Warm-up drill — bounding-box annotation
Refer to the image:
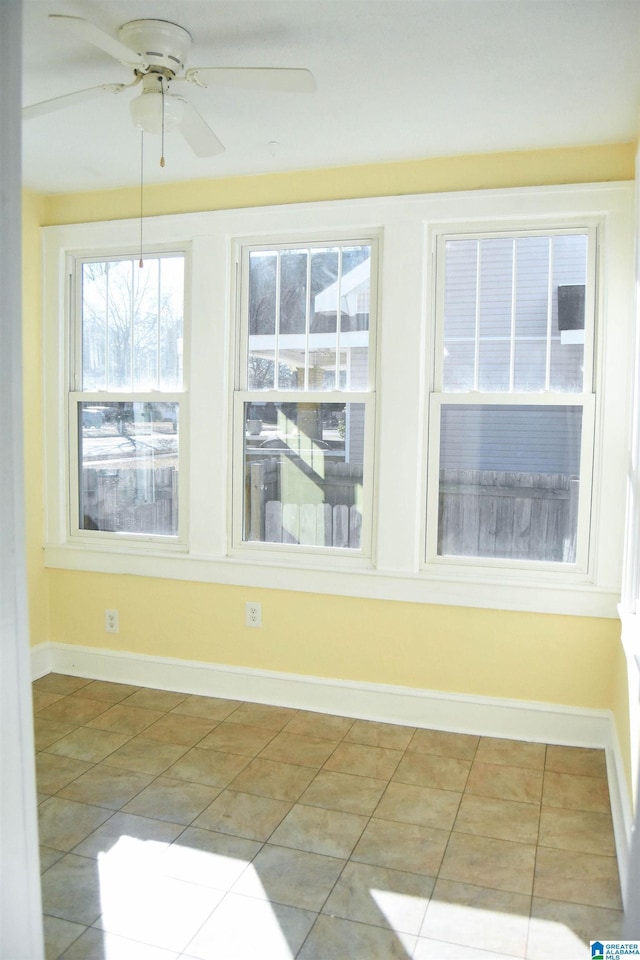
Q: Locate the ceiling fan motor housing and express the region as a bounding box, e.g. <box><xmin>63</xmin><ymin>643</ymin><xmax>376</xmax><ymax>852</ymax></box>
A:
<box><xmin>118</xmin><ymin>20</ymin><xmax>192</xmax><ymax>75</ymax></box>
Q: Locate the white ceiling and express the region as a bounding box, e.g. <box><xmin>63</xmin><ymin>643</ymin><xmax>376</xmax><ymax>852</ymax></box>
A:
<box><xmin>22</xmin><ymin>0</ymin><xmax>640</xmax><ymax>195</ymax></box>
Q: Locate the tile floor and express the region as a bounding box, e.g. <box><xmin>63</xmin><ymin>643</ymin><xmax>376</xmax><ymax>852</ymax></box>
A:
<box><xmin>33</xmin><ymin>673</ymin><xmax>624</xmax><ymax>959</ymax></box>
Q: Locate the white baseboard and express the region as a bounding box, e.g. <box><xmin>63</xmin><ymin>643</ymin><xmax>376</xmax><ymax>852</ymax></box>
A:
<box><xmin>32</xmin><ymin>640</ymin><xmax>633</xmax><ymax>904</ymax></box>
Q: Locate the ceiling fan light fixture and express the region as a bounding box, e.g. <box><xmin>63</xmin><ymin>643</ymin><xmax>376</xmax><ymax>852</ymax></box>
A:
<box><xmin>129</xmin><ymin>89</ymin><xmax>184</xmax><ymax>134</ymax></box>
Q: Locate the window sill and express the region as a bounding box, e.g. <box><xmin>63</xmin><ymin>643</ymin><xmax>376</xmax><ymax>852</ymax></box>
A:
<box><xmin>44</xmin><ymin>542</ymin><xmax>620</xmax><ymax>619</ymax></box>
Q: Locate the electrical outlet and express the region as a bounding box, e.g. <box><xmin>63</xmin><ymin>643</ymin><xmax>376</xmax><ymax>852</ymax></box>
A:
<box><xmin>245</xmin><ymin>601</ymin><xmax>262</xmax><ymax>627</ymax></box>
<box><xmin>105</xmin><ymin>609</ymin><xmax>119</xmax><ymax>633</ymax></box>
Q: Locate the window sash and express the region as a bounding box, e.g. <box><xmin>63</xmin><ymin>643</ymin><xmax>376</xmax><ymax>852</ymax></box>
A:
<box><xmin>433</xmin><ymin>226</ymin><xmax>597</xmax><ymax>395</ymax></box>
<box><xmin>232</xmin><ymin>391</ymin><xmax>375</xmax><ymax>556</ymax></box>
<box><xmin>425</xmin><ymin>392</ymin><xmax>596</xmax><ymax>572</ymax></box>
<box><xmin>68</xmin><ymin>391</ymin><xmax>187</xmax><ymax>544</ymax></box>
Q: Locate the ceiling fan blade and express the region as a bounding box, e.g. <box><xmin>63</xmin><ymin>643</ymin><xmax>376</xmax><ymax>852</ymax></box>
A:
<box><xmin>184</xmin><ymin>67</ymin><xmax>316</xmax><ymax>93</ymax></box>
<box><xmin>48</xmin><ymin>14</ymin><xmax>145</xmax><ymax>66</ymax></box>
<box><xmin>178</xmin><ymin>98</ymin><xmax>225</xmax><ymax>157</ymax></box>
<box><xmin>23</xmin><ymin>83</ymin><xmax>127</xmax><ymax>121</ymax></box>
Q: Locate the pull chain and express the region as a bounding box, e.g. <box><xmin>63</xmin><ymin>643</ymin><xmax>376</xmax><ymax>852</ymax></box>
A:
<box><xmin>160</xmin><ymin>78</ymin><xmax>166</xmax><ymax>168</ymax></box>
<box><xmin>139</xmin><ymin>129</ymin><xmax>144</xmax><ymax>268</ymax></box>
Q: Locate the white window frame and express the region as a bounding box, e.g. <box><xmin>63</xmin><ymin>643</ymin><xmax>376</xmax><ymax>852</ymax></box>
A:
<box><xmin>41</xmin><ymin>183</ymin><xmax>633</xmax><ymax>619</ymax></box>
<box><xmin>67</xmin><ymin>249</ymin><xmax>189</xmax><ymax>547</ymax></box>
<box><xmin>230</xmin><ymin>235</ymin><xmax>378</xmax><ymax>559</ymax></box>
<box><xmin>425</xmin><ymin>222</ymin><xmax>598</xmax><ymax>576</ymax></box>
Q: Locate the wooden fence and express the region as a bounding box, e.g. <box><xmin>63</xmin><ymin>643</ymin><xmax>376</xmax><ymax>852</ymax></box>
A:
<box><xmin>247</xmin><ymin>458</ymin><xmax>363</xmax><ymax>547</ymax></box>
<box><xmin>81</xmin><ymin>466</ymin><xmax>178</xmax><ymax>535</ymax></box>
<box><xmin>438</xmin><ymin>469</ymin><xmax>579</xmax><ymax>562</ymax></box>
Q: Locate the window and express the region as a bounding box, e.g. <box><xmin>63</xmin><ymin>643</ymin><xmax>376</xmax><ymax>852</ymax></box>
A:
<box><xmin>428</xmin><ymin>229</ymin><xmax>596</xmax><ymax>568</ymax></box>
<box><xmin>233</xmin><ymin>241</ymin><xmax>376</xmax><ymax>553</ymax></box>
<box><xmin>70</xmin><ymin>254</ymin><xmax>185</xmax><ymax>540</ymax></box>
<box><xmin>43</xmin><ymin>185</ymin><xmax>631</xmax><ymax>617</ymax></box>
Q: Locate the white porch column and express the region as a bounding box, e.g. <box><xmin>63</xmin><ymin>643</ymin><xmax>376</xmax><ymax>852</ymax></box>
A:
<box><xmin>0</xmin><ymin>0</ymin><xmax>45</xmax><ymax>955</ymax></box>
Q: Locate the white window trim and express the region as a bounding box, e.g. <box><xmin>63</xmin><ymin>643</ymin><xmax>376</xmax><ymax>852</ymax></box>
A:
<box><xmin>42</xmin><ymin>182</ymin><xmax>634</xmax><ymax>618</ymax></box>
<box><xmin>230</xmin><ymin>234</ymin><xmax>378</xmax><ymax>559</ymax></box>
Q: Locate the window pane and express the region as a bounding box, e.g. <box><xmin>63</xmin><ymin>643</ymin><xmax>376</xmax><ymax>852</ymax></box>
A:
<box><xmin>437</xmin><ymin>404</ymin><xmax>582</xmax><ymax>562</ymax></box>
<box><xmin>243</xmin><ymin>401</ymin><xmax>365</xmax><ymax>548</ymax></box>
<box><xmin>79</xmin><ymin>401</ymin><xmax>178</xmax><ymax>536</ymax></box>
<box><xmin>442</xmin><ymin>234</ymin><xmax>588</xmax><ymax>393</ymax></box>
<box><xmin>247</xmin><ymin>243</ymin><xmax>371</xmax><ymax>391</ymax></box>
<box><xmin>81</xmin><ymin>256</ymin><xmax>184</xmax><ymax>392</ymax></box>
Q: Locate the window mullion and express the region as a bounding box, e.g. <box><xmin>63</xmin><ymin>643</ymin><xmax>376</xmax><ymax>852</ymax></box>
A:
<box><xmin>509</xmin><ymin>238</ymin><xmax>517</xmax><ymax>392</ymax></box>
<box><xmin>474</xmin><ymin>240</ymin><xmax>481</xmax><ymax>391</ymax></box>
<box><xmin>545</xmin><ymin>236</ymin><xmax>554</xmax><ymax>390</ymax></box>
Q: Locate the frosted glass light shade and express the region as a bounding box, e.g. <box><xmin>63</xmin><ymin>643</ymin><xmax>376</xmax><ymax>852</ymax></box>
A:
<box><xmin>129</xmin><ymin>91</ymin><xmax>184</xmax><ymax>134</ymax></box>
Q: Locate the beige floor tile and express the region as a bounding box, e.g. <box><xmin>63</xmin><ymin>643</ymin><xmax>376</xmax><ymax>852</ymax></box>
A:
<box><xmin>170</xmin><ymin>694</ymin><xmax>243</xmax><ymax>721</ymax></box>
<box><xmin>345</xmin><ymin>718</ymin><xmax>416</xmax><ymax>750</ymax></box>
<box><xmin>86</xmin><ymin>704</ymin><xmax>165</xmax><ymax>736</ymax></box>
<box><xmin>538</xmin><ymin>805</ymin><xmax>615</xmax><ymax>856</ymax></box>
<box><xmin>226</xmin><ymin>701</ymin><xmax>298</xmax><ymax>730</ymax></box>
<box><xmin>415</xmin><ymin>936</ymin><xmax>523</xmax><ymax>959</ymax></box>
<box><xmin>259</xmin><ymin>731</ymin><xmax>339</xmax><ymax>767</ymax></box>
<box><xmin>282</xmin><ymin>709</ymin><xmax>355</xmax><ymax>740</ymax></box>
<box><xmin>323</xmin><ymin>740</ymin><xmax>403</xmax><ymax>779</ymax></box>
<box><xmin>352</xmin><ymin>817</ymin><xmax>449</xmax><ymax>876</ymax></box>
<box><xmin>184</xmin><ymin>892</ymin><xmax>315</xmax><ymax>960</ymax></box>
<box><xmin>95</xmin><ymin>872</ymin><xmax>224</xmax><ymax>954</ymax></box>
<box><xmin>299</xmin><ymin>769</ymin><xmax>387</xmax><ymax>816</ymax></box>
<box><xmin>297</xmin><ymin>913</ymin><xmax>417</xmax><ymax>960</ymax></box>
<box><xmin>121</xmin><ymin>776</ymin><xmax>220</xmax><ymax>825</ymax></box>
<box><xmin>439</xmin><ymin>833</ymin><xmax>536</xmax><ymax>896</ymax></box>
<box><xmin>542</xmin><ymin>770</ymin><xmax>611</xmax><ymax>813</ymax></box>
<box><xmin>165</xmin><ymin>746</ymin><xmax>249</xmax><ymax>787</ymax></box>
<box><xmin>533</xmin><ymin>847</ymin><xmax>623</xmax><ymax>909</ymax></box>
<box><xmin>45</xmin><ymin>726</ymin><xmax>131</xmax><ymax>764</ymax></box>
<box><xmin>229</xmin><ymin>756</ymin><xmax>317</xmax><ymax>800</ymax></box>
<box><xmin>32</xmin><ymin>690</ymin><xmax>65</xmax><ymax>713</ymax></box>
<box><xmin>527</xmin><ymin>896</ymin><xmax>624</xmax><ymax>960</ymax></box>
<box><xmin>162</xmin><ymin>826</ymin><xmax>261</xmax><ymax>890</ymax></box>
<box><xmin>135</xmin><ymin>712</ymin><xmax>217</xmax><ymax>747</ymax></box>
<box><xmin>270</xmin><ymin>802</ymin><xmax>368</xmax><ymax>858</ymax></box>
<box><xmin>58</xmin><ymin>927</ymin><xmax>180</xmax><ymax>959</ymax></box>
<box><xmin>232</xmin><ymin>843</ymin><xmax>345</xmax><ymax>911</ymax></box>
<box><xmin>40</xmin><ymin>853</ymin><xmax>102</xmax><ymax>925</ymax></box>
<box><xmin>34</xmin><ymin>717</ymin><xmax>78</xmax><ymax>751</ymax></box>
<box><xmin>43</xmin><ymin>915</ymin><xmax>86</xmax><ymax>960</ymax></box>
<box><xmin>79</xmin><ymin>680</ymin><xmax>141</xmax><ymax>704</ymax></box>
<box><xmin>545</xmin><ymin>744</ymin><xmax>607</xmax><ymax>778</ymax></box>
<box><xmin>38</xmin><ymin>797</ymin><xmax>113</xmax><ymax>852</ymax></box>
<box><xmin>465</xmin><ymin>761</ymin><xmax>543</xmax><ymax>804</ymax></box>
<box><xmin>454</xmin><ymin>794</ymin><xmax>541</xmax><ymax>844</ymax></box>
<box><xmin>475</xmin><ymin>737</ymin><xmax>546</xmax><ymax>770</ymax></box>
<box><xmin>322</xmin><ymin>860</ymin><xmax>434</xmax><ymax>933</ymax></box>
<box><xmin>192</xmin><ymin>788</ymin><xmax>291</xmax><ymax>841</ymax></box>
<box><xmin>120</xmin><ymin>688</ymin><xmax>187</xmax><ymax>711</ymax></box>
<box><xmin>197</xmin><ymin>720</ymin><xmax>277</xmax><ymax>756</ymax></box>
<box><xmin>393</xmin><ymin>751</ymin><xmax>471</xmax><ymax>791</ymax></box>
<box><xmin>72</xmin><ymin>811</ymin><xmax>183</xmax><ymax>860</ymax></box>
<box><xmin>34</xmin><ymin>674</ymin><xmax>92</xmax><ymax>696</ymax></box>
<box><xmin>40</xmin><ymin>845</ymin><xmax>65</xmax><ymax>874</ymax></box>
<box><xmin>408</xmin><ymin>728</ymin><xmax>479</xmax><ymax>760</ymax></box>
<box><xmin>36</xmin><ymin>753</ymin><xmax>93</xmax><ymax>794</ymax></box>
<box><xmin>57</xmin><ymin>765</ymin><xmax>155</xmax><ymax>810</ymax></box>
<box><xmin>421</xmin><ymin>878</ymin><xmax>530</xmax><ymax>957</ymax></box>
<box><xmin>374</xmin><ymin>781</ymin><xmax>461</xmax><ymax>831</ymax></box>
<box><xmin>100</xmin><ymin>736</ymin><xmax>189</xmax><ymax>775</ymax></box>
<box><xmin>36</xmin><ymin>696</ymin><xmax>110</xmax><ymax>726</ymax></box>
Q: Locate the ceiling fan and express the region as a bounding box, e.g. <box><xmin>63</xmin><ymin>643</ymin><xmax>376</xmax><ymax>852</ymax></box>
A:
<box><xmin>23</xmin><ymin>15</ymin><xmax>317</xmax><ymax>157</ymax></box>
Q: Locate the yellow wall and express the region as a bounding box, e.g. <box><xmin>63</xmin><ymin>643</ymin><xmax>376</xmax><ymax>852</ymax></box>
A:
<box><xmin>22</xmin><ymin>189</ymin><xmax>49</xmax><ymax>651</ymax></box>
<box><xmin>25</xmin><ymin>143</ymin><xmax>636</xmax><ymax>790</ymax></box>
<box><xmin>47</xmin><ymin>569</ymin><xmax>620</xmax><ymax>711</ymax></box>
